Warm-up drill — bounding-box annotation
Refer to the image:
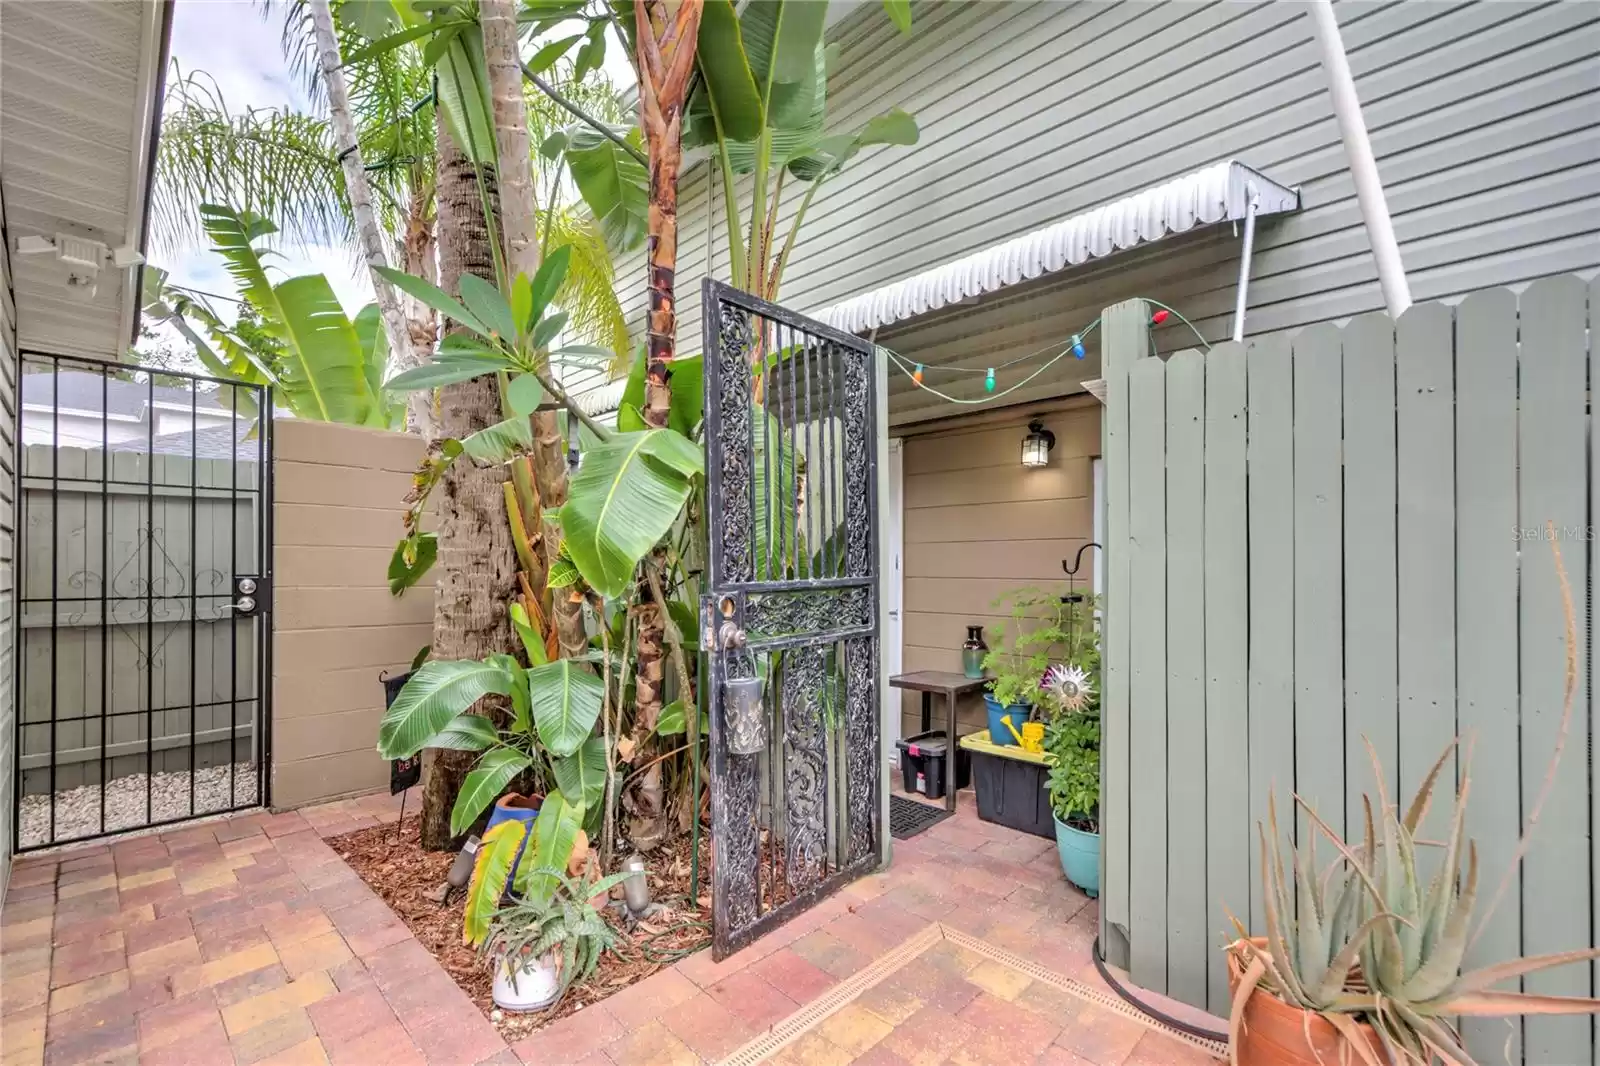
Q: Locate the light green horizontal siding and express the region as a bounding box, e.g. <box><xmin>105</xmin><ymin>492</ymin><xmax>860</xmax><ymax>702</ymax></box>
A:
<box><xmin>614</xmin><ymin>0</ymin><xmax>1600</xmax><ymax>428</ymax></box>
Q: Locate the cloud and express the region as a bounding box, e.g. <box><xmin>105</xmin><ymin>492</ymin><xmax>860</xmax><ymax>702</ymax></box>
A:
<box><xmin>163</xmin><ymin>1</ymin><xmax>372</xmax><ymax>317</ymax></box>
<box><xmin>170</xmin><ymin>1</ymin><xmax>315</xmax><ymax>114</ymax></box>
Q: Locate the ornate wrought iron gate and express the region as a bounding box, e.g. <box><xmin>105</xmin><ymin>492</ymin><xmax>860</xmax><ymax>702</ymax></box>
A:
<box><xmin>13</xmin><ymin>353</ymin><xmax>272</xmax><ymax>851</ymax></box>
<box><xmin>701</xmin><ymin>281</ymin><xmax>881</xmax><ymax>958</ymax></box>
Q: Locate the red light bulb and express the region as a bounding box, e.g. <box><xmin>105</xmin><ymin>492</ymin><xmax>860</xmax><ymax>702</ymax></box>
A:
<box><xmin>1150</xmin><ymin>309</ymin><xmax>1170</xmax><ymax>325</ymax></box>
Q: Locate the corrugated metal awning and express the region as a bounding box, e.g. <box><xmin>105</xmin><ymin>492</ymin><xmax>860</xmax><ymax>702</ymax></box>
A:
<box><xmin>816</xmin><ymin>160</ymin><xmax>1298</xmax><ymax>335</ymax></box>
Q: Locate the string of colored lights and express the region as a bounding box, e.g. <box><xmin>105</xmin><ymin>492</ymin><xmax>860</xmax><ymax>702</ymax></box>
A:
<box><xmin>884</xmin><ymin>299</ymin><xmax>1212</xmax><ymax>406</ymax></box>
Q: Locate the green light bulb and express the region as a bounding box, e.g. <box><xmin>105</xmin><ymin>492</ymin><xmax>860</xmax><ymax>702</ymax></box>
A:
<box><xmin>984</xmin><ymin>368</ymin><xmax>995</xmax><ymax>392</ymax></box>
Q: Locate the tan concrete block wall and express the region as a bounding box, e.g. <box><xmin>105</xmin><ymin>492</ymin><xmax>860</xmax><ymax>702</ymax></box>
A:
<box><xmin>271</xmin><ymin>420</ymin><xmax>431</xmax><ymax>809</ymax></box>
<box><xmin>897</xmin><ymin>399</ymin><xmax>1100</xmax><ymax>741</ymax></box>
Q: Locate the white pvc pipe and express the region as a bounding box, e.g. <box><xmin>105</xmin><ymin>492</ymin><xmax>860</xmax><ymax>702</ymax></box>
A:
<box><xmin>1306</xmin><ymin>0</ymin><xmax>1412</xmax><ymax>317</ymax></box>
<box><xmin>1231</xmin><ymin>191</ymin><xmax>1260</xmax><ymax>343</ymax></box>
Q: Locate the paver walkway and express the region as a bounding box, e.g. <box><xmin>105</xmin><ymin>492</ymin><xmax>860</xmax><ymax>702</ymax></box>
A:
<box><xmin>0</xmin><ymin>790</ymin><xmax>1222</xmax><ymax>1065</ymax></box>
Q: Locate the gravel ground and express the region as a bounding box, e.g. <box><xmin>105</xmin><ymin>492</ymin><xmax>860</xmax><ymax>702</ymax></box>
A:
<box><xmin>18</xmin><ymin>762</ymin><xmax>259</xmax><ymax>849</ymax></box>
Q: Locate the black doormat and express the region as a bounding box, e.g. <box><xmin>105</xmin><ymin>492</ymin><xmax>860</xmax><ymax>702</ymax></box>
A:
<box><xmin>890</xmin><ymin>794</ymin><xmax>952</xmax><ymax>840</ymax></box>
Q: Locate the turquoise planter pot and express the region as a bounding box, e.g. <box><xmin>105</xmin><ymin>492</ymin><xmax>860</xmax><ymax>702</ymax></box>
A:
<box><xmin>1053</xmin><ymin>814</ymin><xmax>1100</xmax><ymax>898</ymax></box>
<box><xmin>982</xmin><ymin>693</ymin><xmax>1030</xmax><ymax>746</ymax></box>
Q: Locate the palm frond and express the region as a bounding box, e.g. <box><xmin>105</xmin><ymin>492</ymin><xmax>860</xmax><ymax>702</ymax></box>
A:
<box><xmin>544</xmin><ymin>206</ymin><xmax>630</xmax><ymax>361</ymax></box>
<box><xmin>154</xmin><ymin>69</ymin><xmax>350</xmax><ymax>256</ymax></box>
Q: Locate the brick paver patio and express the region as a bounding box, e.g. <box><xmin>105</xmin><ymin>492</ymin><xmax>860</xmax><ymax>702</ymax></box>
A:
<box><xmin>0</xmin><ymin>790</ymin><xmax>1222</xmax><ymax>1065</ymax></box>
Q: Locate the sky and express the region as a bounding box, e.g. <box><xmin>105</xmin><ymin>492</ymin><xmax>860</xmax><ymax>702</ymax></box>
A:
<box><xmin>158</xmin><ymin>0</ymin><xmax>636</xmax><ymax>323</ymax></box>
<box><xmin>162</xmin><ymin>2</ymin><xmax>373</xmax><ymax>319</ymax></box>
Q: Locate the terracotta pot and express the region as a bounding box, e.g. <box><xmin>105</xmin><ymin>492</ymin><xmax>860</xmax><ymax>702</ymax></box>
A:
<box><xmin>1226</xmin><ymin>940</ymin><xmax>1383</xmax><ymax>1066</ymax></box>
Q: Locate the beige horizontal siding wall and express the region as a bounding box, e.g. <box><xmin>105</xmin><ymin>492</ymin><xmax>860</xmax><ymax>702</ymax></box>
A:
<box><xmin>898</xmin><ymin>399</ymin><xmax>1099</xmax><ymax>740</ymax></box>
<box><xmin>271</xmin><ymin>421</ymin><xmax>430</xmax><ymax>809</ymax></box>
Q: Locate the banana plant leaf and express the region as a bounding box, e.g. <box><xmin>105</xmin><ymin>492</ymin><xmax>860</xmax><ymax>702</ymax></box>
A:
<box><xmin>616</xmin><ymin>350</ymin><xmax>704</xmax><ymax>437</ymax></box>
<box><xmin>786</xmin><ymin>107</ymin><xmax>919</xmax><ymax>181</ymax></box>
<box><xmin>561</xmin><ymin>430</ymin><xmax>705</xmax><ymax>598</ymax></box>
<box><xmin>388</xmin><ymin>532</ymin><xmax>437</xmax><ymax>595</ymax></box>
<box><xmin>273</xmin><ymin>275</ymin><xmax>384</xmax><ymax>425</ymax></box>
<box><xmin>435</xmin><ymin>26</ymin><xmax>496</xmax><ymax>166</ymax></box>
<box><xmin>752</xmin><ymin>406</ymin><xmax>799</xmax><ymax>579</ymax></box>
<box><xmin>198</xmin><ymin>205</ymin><xmax>386</xmax><ymax>426</ymax></box>
<box><xmin>527</xmin><ymin>659</ymin><xmax>604</xmax><ymax>757</ymax></box>
<box><xmin>377</xmin><ymin>659</ymin><xmax>513</xmax><ymax>759</ymax></box>
<box><xmin>452</xmin><ymin>747</ymin><xmax>533</xmax><ymax>836</ymax></box>
<box><xmin>459</xmin><ymin>417</ymin><xmax>535</xmax><ymax>464</ymax></box>
<box><xmin>742</xmin><ymin>0</ymin><xmax>829</xmax><ymax>111</ymax></box>
<box><xmin>565</xmin><ymin>123</ymin><xmax>648</xmax><ymax>254</ymax></box>
<box><xmin>552</xmin><ymin>736</ymin><xmax>608</xmax><ymax>810</ymax></box>
<box><xmin>425</xmin><ymin>713</ymin><xmax>499</xmax><ymax>752</ymax></box>
<box><xmin>464</xmin><ymin>819</ymin><xmax>524</xmax><ymax>947</ymax></box>
<box><xmin>352</xmin><ymin>304</ymin><xmax>397</xmax><ymax>428</ymax></box>
<box><xmin>721</xmin><ymin>43</ymin><xmax>834</xmax><ymax>174</ymax></box>
<box><xmin>515</xmin><ymin>792</ymin><xmax>585</xmax><ymax>906</ymax></box>
<box><xmin>692</xmin><ymin>0</ymin><xmax>762</xmax><ymax>142</ymax></box>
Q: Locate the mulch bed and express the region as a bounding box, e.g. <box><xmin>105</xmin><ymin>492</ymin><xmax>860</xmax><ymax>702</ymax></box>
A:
<box><xmin>327</xmin><ymin>816</ymin><xmax>714</xmax><ymax>1040</ymax></box>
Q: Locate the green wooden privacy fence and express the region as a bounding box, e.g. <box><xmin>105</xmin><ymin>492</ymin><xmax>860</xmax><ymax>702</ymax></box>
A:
<box><xmin>1099</xmin><ymin>275</ymin><xmax>1597</xmax><ymax>1066</ymax></box>
<box><xmin>17</xmin><ymin>444</ymin><xmax>260</xmax><ymax>796</ymax></box>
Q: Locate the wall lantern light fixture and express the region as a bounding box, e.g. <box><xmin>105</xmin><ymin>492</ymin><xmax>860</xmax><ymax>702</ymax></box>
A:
<box><xmin>1022</xmin><ymin>419</ymin><xmax>1056</xmax><ymax>468</ymax></box>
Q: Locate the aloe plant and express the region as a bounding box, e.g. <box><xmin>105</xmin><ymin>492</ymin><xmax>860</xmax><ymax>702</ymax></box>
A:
<box><xmin>1231</xmin><ymin>738</ymin><xmax>1600</xmax><ymax>1066</ymax></box>
<box><xmin>480</xmin><ymin>866</ymin><xmax>631</xmax><ymax>995</ymax></box>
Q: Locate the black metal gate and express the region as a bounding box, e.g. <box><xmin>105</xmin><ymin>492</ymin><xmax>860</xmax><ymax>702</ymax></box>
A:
<box><xmin>701</xmin><ymin>281</ymin><xmax>881</xmax><ymax>958</ymax></box>
<box><xmin>13</xmin><ymin>353</ymin><xmax>272</xmax><ymax>851</ymax></box>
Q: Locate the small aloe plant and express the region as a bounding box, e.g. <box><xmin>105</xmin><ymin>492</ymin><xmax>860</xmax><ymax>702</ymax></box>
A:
<box><xmin>481</xmin><ymin>868</ymin><xmax>631</xmax><ymax>1002</ymax></box>
<box><xmin>1233</xmin><ymin>736</ymin><xmax>1600</xmax><ymax>1064</ymax></box>
<box><xmin>1232</xmin><ymin>537</ymin><xmax>1600</xmax><ymax>1064</ymax></box>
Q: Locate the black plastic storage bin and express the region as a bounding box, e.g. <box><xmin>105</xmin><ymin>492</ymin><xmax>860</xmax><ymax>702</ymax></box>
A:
<box><xmin>894</xmin><ymin>731</ymin><xmax>970</xmax><ymax>800</ymax></box>
<box><xmin>961</xmin><ymin>734</ymin><xmax>1054</xmax><ymax>839</ymax></box>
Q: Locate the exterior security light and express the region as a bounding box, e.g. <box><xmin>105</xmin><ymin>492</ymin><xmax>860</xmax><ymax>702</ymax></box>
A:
<box><xmin>1021</xmin><ymin>420</ymin><xmax>1055</xmax><ymax>468</ymax></box>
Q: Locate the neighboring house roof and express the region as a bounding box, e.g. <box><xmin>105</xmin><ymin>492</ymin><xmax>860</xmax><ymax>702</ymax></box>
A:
<box><xmin>114</xmin><ymin>422</ymin><xmax>260</xmax><ymax>461</ymax></box>
<box><xmin>815</xmin><ymin>161</ymin><xmax>1299</xmax><ymax>335</ymax></box>
<box><xmin>21</xmin><ymin>369</ymin><xmax>230</xmax><ymax>420</ymax></box>
<box><xmin>0</xmin><ymin>0</ymin><xmax>174</xmax><ymax>359</ymax></box>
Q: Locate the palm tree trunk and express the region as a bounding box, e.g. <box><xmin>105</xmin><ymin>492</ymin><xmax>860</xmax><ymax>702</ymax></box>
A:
<box><xmin>401</xmin><ymin>180</ymin><xmax>438</xmax><ymax>434</ymax></box>
<box><xmin>628</xmin><ymin>0</ymin><xmax>703</xmax><ymax>851</ymax></box>
<box><xmin>307</xmin><ymin>0</ymin><xmax>422</xmax><ymax>423</ymax></box>
<box><xmin>481</xmin><ymin>0</ymin><xmax>587</xmax><ymax>663</ymax></box>
<box><xmin>420</xmin><ymin>117</ymin><xmax>518</xmax><ymax>851</ymax></box>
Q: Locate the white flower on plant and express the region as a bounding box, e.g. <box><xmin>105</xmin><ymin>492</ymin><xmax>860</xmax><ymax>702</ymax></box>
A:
<box><xmin>1043</xmin><ymin>663</ymin><xmax>1094</xmax><ymax>712</ymax></box>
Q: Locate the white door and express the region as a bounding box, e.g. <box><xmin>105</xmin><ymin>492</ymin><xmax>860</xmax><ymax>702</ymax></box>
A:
<box><xmin>886</xmin><ymin>438</ymin><xmax>905</xmax><ymax>741</ymax></box>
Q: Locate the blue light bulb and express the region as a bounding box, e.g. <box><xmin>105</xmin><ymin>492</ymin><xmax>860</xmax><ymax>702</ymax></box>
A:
<box><xmin>1071</xmin><ymin>335</ymin><xmax>1085</xmax><ymax>360</ymax></box>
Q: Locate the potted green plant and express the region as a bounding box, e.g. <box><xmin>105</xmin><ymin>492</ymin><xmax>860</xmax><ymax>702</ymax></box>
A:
<box><xmin>981</xmin><ymin>587</ymin><xmax>1090</xmax><ymax>745</ymax></box>
<box><xmin>1042</xmin><ymin>678</ymin><xmax>1099</xmax><ymax>897</ymax></box>
<box><xmin>483</xmin><ymin>867</ymin><xmax>629</xmax><ymax>1013</ymax></box>
<box><xmin>961</xmin><ymin>588</ymin><xmax>1099</xmax><ymax>839</ymax></box>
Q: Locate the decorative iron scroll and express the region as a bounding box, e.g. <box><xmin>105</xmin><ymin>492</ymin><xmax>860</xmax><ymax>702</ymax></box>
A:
<box><xmin>783</xmin><ymin>644</ymin><xmax>829</xmax><ymax>888</ymax></box>
<box><xmin>844</xmin><ymin>636</ymin><xmax>878</xmax><ymax>862</ymax></box>
<box><xmin>715</xmin><ymin>301</ymin><xmax>756</xmax><ymax>585</ymax></box>
<box><xmin>744</xmin><ymin>586</ymin><xmax>871</xmax><ymax>642</ymax></box>
<box><xmin>842</xmin><ymin>347</ymin><xmax>873</xmax><ymax>579</ymax></box>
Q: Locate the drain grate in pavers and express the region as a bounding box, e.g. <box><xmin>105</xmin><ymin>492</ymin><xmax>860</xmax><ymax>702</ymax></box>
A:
<box><xmin>716</xmin><ymin>923</ymin><xmax>1228</xmax><ymax>1066</ymax></box>
<box><xmin>889</xmin><ymin>794</ymin><xmax>951</xmax><ymax>840</ymax></box>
